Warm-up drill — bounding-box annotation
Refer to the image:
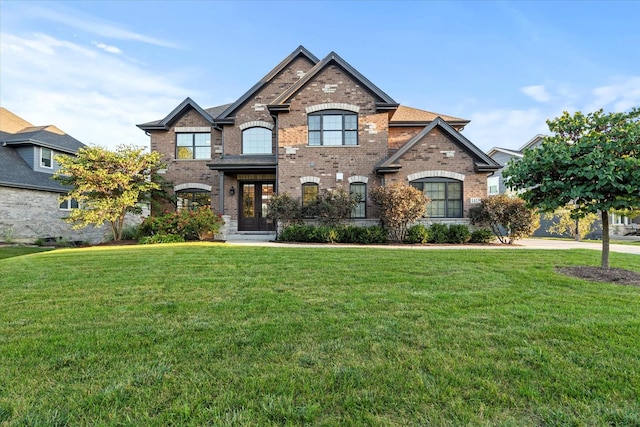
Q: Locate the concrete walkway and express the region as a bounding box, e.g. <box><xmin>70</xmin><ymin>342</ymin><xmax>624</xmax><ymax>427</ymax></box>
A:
<box><xmin>225</xmin><ymin>234</ymin><xmax>640</xmax><ymax>255</ymax></box>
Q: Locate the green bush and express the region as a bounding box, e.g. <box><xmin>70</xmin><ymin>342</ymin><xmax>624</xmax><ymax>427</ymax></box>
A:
<box><xmin>405</xmin><ymin>224</ymin><xmax>429</xmax><ymax>244</ymax></box>
<box><xmin>139</xmin><ymin>234</ymin><xmax>185</xmax><ymax>244</ymax></box>
<box><xmin>470</xmin><ymin>228</ymin><xmax>495</xmax><ymax>244</ymax></box>
<box><xmin>279</xmin><ymin>224</ymin><xmax>388</xmax><ymax>244</ymax></box>
<box><xmin>447</xmin><ymin>224</ymin><xmax>471</xmax><ymax>244</ymax></box>
<box><xmin>429</xmin><ymin>223</ymin><xmax>449</xmax><ymax>244</ymax></box>
<box><xmin>138</xmin><ymin>207</ymin><xmax>224</xmax><ymax>241</ymax></box>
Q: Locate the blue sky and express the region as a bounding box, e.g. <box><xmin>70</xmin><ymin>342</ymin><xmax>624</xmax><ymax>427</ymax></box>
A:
<box><xmin>1</xmin><ymin>0</ymin><xmax>638</xmax><ymax>152</ymax></box>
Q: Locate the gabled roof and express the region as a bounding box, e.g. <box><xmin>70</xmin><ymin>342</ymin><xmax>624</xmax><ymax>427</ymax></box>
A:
<box><xmin>0</xmin><ymin>107</ymin><xmax>34</xmax><ymax>133</ymax></box>
<box><xmin>389</xmin><ymin>105</ymin><xmax>469</xmax><ymax>126</ymax></box>
<box><xmin>0</xmin><ymin>143</ymin><xmax>72</xmax><ymax>192</ymax></box>
<box><xmin>215</xmin><ymin>46</ymin><xmax>320</xmax><ymax>122</ymax></box>
<box><xmin>376</xmin><ymin>117</ymin><xmax>500</xmax><ymax>174</ymax></box>
<box><xmin>519</xmin><ymin>134</ymin><xmax>546</xmax><ymax>151</ymax></box>
<box><xmin>487</xmin><ymin>147</ymin><xmax>524</xmax><ymax>158</ymax></box>
<box><xmin>268</xmin><ymin>51</ymin><xmax>398</xmax><ymax>113</ymax></box>
<box><xmin>137</xmin><ymin>97</ymin><xmax>215</xmax><ymax>131</ymax></box>
<box><xmin>1</xmin><ymin>128</ymin><xmax>84</xmax><ymax>154</ymax></box>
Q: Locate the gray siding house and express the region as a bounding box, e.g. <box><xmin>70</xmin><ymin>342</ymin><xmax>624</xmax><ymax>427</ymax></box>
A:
<box><xmin>0</xmin><ymin>108</ymin><xmax>105</xmax><ymax>243</ymax></box>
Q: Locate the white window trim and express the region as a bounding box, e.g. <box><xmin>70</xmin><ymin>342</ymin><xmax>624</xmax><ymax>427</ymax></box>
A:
<box><xmin>40</xmin><ymin>147</ymin><xmax>53</xmax><ymax>169</ymax></box>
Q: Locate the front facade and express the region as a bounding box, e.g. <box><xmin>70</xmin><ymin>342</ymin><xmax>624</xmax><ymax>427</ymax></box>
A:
<box><xmin>0</xmin><ymin>108</ymin><xmax>106</xmax><ymax>243</ymax></box>
<box><xmin>138</xmin><ymin>46</ymin><xmax>500</xmax><ymax>234</ymax></box>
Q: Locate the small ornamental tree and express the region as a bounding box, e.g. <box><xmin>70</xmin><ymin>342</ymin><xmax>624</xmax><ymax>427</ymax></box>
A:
<box><xmin>370</xmin><ymin>182</ymin><xmax>429</xmax><ymax>242</ymax></box>
<box><xmin>544</xmin><ymin>205</ymin><xmax>598</xmax><ymax>241</ymax></box>
<box><xmin>265</xmin><ymin>192</ymin><xmax>303</xmax><ymax>238</ymax></box>
<box><xmin>469</xmin><ymin>195</ymin><xmax>540</xmax><ymax>244</ymax></box>
<box><xmin>504</xmin><ymin>108</ymin><xmax>640</xmax><ymax>268</ymax></box>
<box><xmin>54</xmin><ymin>145</ymin><xmax>164</xmax><ymax>241</ymax></box>
<box><xmin>303</xmin><ymin>188</ymin><xmax>361</xmax><ymax>226</ymax></box>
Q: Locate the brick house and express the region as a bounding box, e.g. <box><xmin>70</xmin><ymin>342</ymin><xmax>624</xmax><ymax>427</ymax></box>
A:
<box><xmin>0</xmin><ymin>108</ymin><xmax>106</xmax><ymax>243</ymax></box>
<box><xmin>138</xmin><ymin>46</ymin><xmax>500</xmax><ymax>235</ymax></box>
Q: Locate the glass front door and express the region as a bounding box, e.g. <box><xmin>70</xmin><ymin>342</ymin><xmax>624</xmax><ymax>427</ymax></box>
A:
<box><xmin>238</xmin><ymin>181</ymin><xmax>275</xmax><ymax>231</ymax></box>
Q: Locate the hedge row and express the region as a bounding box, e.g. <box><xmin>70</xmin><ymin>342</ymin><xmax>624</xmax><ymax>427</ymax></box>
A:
<box><xmin>278</xmin><ymin>224</ymin><xmax>495</xmax><ymax>245</ymax></box>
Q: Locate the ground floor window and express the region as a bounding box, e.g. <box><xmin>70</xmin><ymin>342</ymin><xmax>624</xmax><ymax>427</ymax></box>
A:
<box><xmin>177</xmin><ymin>190</ymin><xmax>210</xmax><ymax>211</ymax></box>
<box><xmin>611</xmin><ymin>214</ymin><xmax>630</xmax><ymax>225</ymax></box>
<box><xmin>411</xmin><ymin>178</ymin><xmax>463</xmax><ymax>218</ymax></box>
<box><xmin>350</xmin><ymin>182</ymin><xmax>366</xmax><ymax>218</ymax></box>
<box><xmin>302</xmin><ymin>183</ymin><xmax>319</xmax><ymax>207</ymax></box>
<box><xmin>59</xmin><ymin>198</ymin><xmax>79</xmax><ymax>210</ymax></box>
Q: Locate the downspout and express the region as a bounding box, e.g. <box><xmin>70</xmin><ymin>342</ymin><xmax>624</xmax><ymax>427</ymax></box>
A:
<box><xmin>271</xmin><ymin>113</ymin><xmax>279</xmax><ymax>193</ymax></box>
<box><xmin>214</xmin><ymin>123</ymin><xmax>225</xmax><ymax>214</ymax></box>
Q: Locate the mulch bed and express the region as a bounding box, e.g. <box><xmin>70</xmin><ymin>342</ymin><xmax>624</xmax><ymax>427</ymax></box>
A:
<box><xmin>557</xmin><ymin>266</ymin><xmax>640</xmax><ymax>287</ymax></box>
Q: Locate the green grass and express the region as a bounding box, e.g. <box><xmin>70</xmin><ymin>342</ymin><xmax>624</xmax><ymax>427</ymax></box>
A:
<box><xmin>0</xmin><ymin>246</ymin><xmax>53</xmax><ymax>260</ymax></box>
<box><xmin>1</xmin><ymin>243</ymin><xmax>639</xmax><ymax>426</ymax></box>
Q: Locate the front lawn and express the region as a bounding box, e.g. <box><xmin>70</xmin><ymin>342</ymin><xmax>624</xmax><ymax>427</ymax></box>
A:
<box><xmin>1</xmin><ymin>244</ymin><xmax>639</xmax><ymax>425</ymax></box>
<box><xmin>0</xmin><ymin>246</ymin><xmax>53</xmax><ymax>260</ymax></box>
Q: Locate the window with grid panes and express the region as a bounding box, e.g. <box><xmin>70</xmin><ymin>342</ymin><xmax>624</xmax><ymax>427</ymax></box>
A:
<box><xmin>308</xmin><ymin>111</ymin><xmax>358</xmax><ymax>146</ymax></box>
<box><xmin>411</xmin><ymin>178</ymin><xmax>463</xmax><ymax>218</ymax></box>
<box><xmin>176</xmin><ymin>133</ymin><xmax>211</xmax><ymax>159</ymax></box>
<box><xmin>350</xmin><ymin>182</ymin><xmax>366</xmax><ymax>218</ymax></box>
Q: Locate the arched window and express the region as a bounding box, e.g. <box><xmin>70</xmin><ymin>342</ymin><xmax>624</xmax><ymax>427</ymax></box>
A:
<box><xmin>411</xmin><ymin>178</ymin><xmax>463</xmax><ymax>218</ymax></box>
<box><xmin>176</xmin><ymin>190</ymin><xmax>211</xmax><ymax>211</ymax></box>
<box><xmin>242</xmin><ymin>127</ymin><xmax>272</xmax><ymax>154</ymax></box>
<box><xmin>350</xmin><ymin>182</ymin><xmax>366</xmax><ymax>218</ymax></box>
<box><xmin>308</xmin><ymin>110</ymin><xmax>358</xmax><ymax>146</ymax></box>
<box><xmin>302</xmin><ymin>183</ymin><xmax>319</xmax><ymax>206</ymax></box>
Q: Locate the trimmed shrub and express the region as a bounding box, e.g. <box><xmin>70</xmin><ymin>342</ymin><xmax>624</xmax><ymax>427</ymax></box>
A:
<box><xmin>405</xmin><ymin>224</ymin><xmax>429</xmax><ymax>244</ymax></box>
<box><xmin>370</xmin><ymin>183</ymin><xmax>429</xmax><ymax>242</ymax></box>
<box><xmin>138</xmin><ymin>207</ymin><xmax>224</xmax><ymax>241</ymax></box>
<box><xmin>139</xmin><ymin>234</ymin><xmax>185</xmax><ymax>244</ymax></box>
<box><xmin>447</xmin><ymin>224</ymin><xmax>471</xmax><ymax>244</ymax></box>
<box><xmin>470</xmin><ymin>195</ymin><xmax>540</xmax><ymax>244</ymax></box>
<box><xmin>429</xmin><ymin>223</ymin><xmax>449</xmax><ymax>244</ymax></box>
<box><xmin>279</xmin><ymin>224</ymin><xmax>388</xmax><ymax>244</ymax></box>
<box><xmin>470</xmin><ymin>228</ymin><xmax>495</xmax><ymax>244</ymax></box>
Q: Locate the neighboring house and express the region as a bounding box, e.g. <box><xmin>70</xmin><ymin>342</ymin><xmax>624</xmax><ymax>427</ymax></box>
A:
<box><xmin>138</xmin><ymin>46</ymin><xmax>500</xmax><ymax>235</ymax></box>
<box><xmin>0</xmin><ymin>108</ymin><xmax>105</xmax><ymax>243</ymax></box>
<box><xmin>488</xmin><ymin>134</ymin><xmax>639</xmax><ymax>237</ymax></box>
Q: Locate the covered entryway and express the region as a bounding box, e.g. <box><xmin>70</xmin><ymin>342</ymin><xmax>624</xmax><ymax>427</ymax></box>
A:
<box><xmin>238</xmin><ymin>181</ymin><xmax>275</xmax><ymax>231</ymax></box>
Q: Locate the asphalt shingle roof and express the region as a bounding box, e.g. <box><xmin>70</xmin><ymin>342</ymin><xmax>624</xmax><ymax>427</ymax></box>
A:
<box><xmin>0</xmin><ymin>143</ymin><xmax>71</xmax><ymax>192</ymax></box>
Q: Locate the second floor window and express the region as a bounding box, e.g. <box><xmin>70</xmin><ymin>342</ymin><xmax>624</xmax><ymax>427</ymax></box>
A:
<box><xmin>41</xmin><ymin>147</ymin><xmax>52</xmax><ymax>168</ymax></box>
<box><xmin>308</xmin><ymin>111</ymin><xmax>358</xmax><ymax>146</ymax></box>
<box><xmin>176</xmin><ymin>133</ymin><xmax>211</xmax><ymax>160</ymax></box>
<box><xmin>242</xmin><ymin>127</ymin><xmax>272</xmax><ymax>154</ymax></box>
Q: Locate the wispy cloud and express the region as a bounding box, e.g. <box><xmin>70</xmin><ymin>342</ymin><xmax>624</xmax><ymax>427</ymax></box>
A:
<box><xmin>23</xmin><ymin>4</ymin><xmax>179</xmax><ymax>49</ymax></box>
<box><xmin>521</xmin><ymin>85</ymin><xmax>551</xmax><ymax>102</ymax></box>
<box><xmin>588</xmin><ymin>77</ymin><xmax>640</xmax><ymax>112</ymax></box>
<box><xmin>94</xmin><ymin>42</ymin><xmax>123</xmax><ymax>55</ymax></box>
<box><xmin>0</xmin><ymin>32</ymin><xmax>195</xmax><ymax>149</ymax></box>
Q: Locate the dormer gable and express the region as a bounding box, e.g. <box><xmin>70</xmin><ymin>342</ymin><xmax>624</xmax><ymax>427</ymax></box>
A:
<box><xmin>376</xmin><ymin>117</ymin><xmax>500</xmax><ymax>173</ymax></box>
<box><xmin>137</xmin><ymin>97</ymin><xmax>214</xmax><ymax>131</ymax></box>
<box><xmin>268</xmin><ymin>51</ymin><xmax>398</xmax><ymax>114</ymax></box>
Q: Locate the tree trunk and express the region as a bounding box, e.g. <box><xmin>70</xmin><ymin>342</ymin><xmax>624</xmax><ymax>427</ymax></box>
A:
<box><xmin>601</xmin><ymin>210</ymin><xmax>610</xmax><ymax>269</ymax></box>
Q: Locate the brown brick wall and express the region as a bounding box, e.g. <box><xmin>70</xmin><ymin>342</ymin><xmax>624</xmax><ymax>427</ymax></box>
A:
<box><xmin>384</xmin><ymin>127</ymin><xmax>489</xmax><ymax>216</ymax></box>
<box><xmin>148</xmin><ymin>108</ymin><xmax>221</xmax><ymax>212</ymax></box>
<box><xmin>224</xmin><ymin>56</ymin><xmax>316</xmax><ymax>156</ymax></box>
<box><xmin>276</xmin><ymin>64</ymin><xmax>388</xmax><ymax>216</ymax></box>
<box><xmin>389</xmin><ymin>126</ymin><xmax>424</xmax><ymax>150</ymax></box>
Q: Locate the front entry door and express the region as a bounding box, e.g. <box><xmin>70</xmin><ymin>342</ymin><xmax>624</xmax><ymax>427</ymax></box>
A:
<box><xmin>238</xmin><ymin>182</ymin><xmax>275</xmax><ymax>231</ymax></box>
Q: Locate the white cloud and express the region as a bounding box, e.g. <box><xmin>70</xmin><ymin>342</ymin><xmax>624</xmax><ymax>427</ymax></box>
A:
<box><xmin>95</xmin><ymin>42</ymin><xmax>123</xmax><ymax>55</ymax></box>
<box><xmin>0</xmin><ymin>32</ymin><xmax>196</xmax><ymax>150</ymax></box>
<box><xmin>25</xmin><ymin>4</ymin><xmax>179</xmax><ymax>49</ymax></box>
<box><xmin>521</xmin><ymin>85</ymin><xmax>551</xmax><ymax>102</ymax></box>
<box><xmin>587</xmin><ymin>77</ymin><xmax>640</xmax><ymax>112</ymax></box>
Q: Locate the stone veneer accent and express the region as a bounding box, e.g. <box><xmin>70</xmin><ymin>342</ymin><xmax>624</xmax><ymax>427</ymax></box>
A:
<box><xmin>238</xmin><ymin>121</ymin><xmax>274</xmax><ymax>130</ymax></box>
<box><xmin>300</xmin><ymin>176</ymin><xmax>321</xmax><ymax>184</ymax></box>
<box><xmin>348</xmin><ymin>175</ymin><xmax>369</xmax><ymax>183</ymax></box>
<box><xmin>306</xmin><ymin>103</ymin><xmax>360</xmax><ymax>114</ymax></box>
<box><xmin>174</xmin><ymin>183</ymin><xmax>212</xmax><ymax>192</ymax></box>
<box><xmin>406</xmin><ymin>170</ymin><xmax>466</xmax><ymax>182</ymax></box>
<box><xmin>0</xmin><ymin>187</ymin><xmax>113</xmax><ymax>243</ymax></box>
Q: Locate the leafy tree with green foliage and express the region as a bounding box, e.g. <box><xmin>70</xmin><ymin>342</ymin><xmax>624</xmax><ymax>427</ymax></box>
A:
<box><xmin>544</xmin><ymin>205</ymin><xmax>598</xmax><ymax>241</ymax></box>
<box><xmin>370</xmin><ymin>182</ymin><xmax>428</xmax><ymax>242</ymax></box>
<box><xmin>504</xmin><ymin>108</ymin><xmax>640</xmax><ymax>268</ymax></box>
<box><xmin>469</xmin><ymin>195</ymin><xmax>540</xmax><ymax>244</ymax></box>
<box><xmin>54</xmin><ymin>145</ymin><xmax>164</xmax><ymax>241</ymax></box>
